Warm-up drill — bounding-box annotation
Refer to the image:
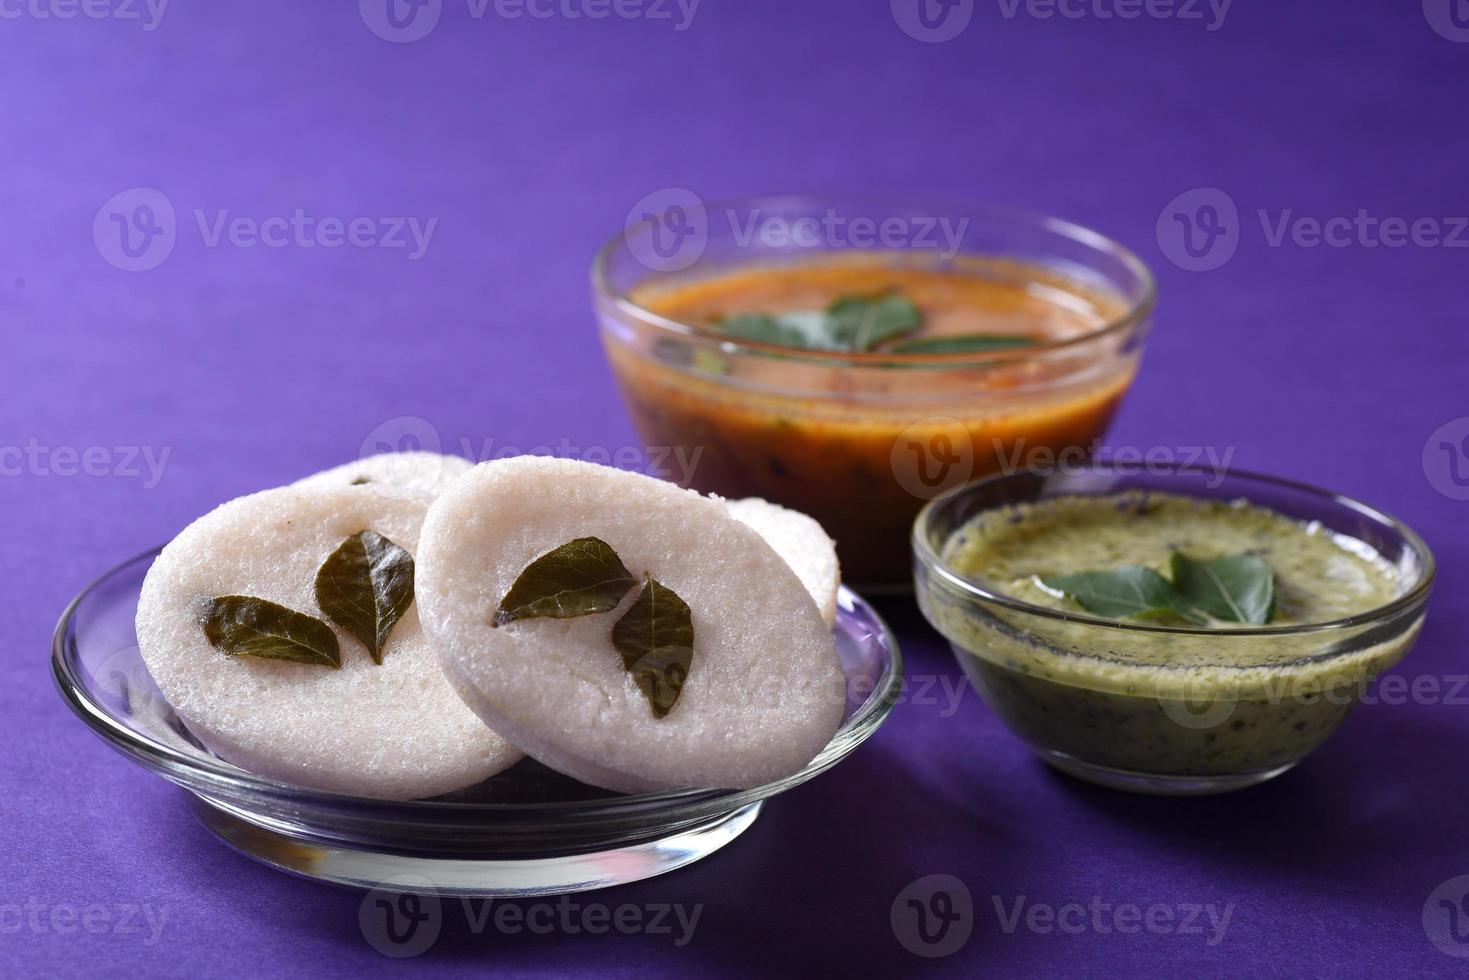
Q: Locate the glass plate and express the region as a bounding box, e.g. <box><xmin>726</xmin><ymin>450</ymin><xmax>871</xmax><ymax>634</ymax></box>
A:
<box><xmin>52</xmin><ymin>549</ymin><xmax>902</xmax><ymax>897</ymax></box>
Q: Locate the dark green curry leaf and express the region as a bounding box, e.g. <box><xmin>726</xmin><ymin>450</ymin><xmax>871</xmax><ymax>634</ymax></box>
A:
<box><xmin>1171</xmin><ymin>552</ymin><xmax>1276</xmax><ymax>625</ymax></box>
<box><xmin>611</xmin><ymin>576</ymin><xmax>695</xmax><ymax>718</ymax></box>
<box><xmin>494</xmin><ymin>537</ymin><xmax>639</xmax><ymax>626</ymax></box>
<box><xmin>314</xmin><ymin>530</ymin><xmax>416</xmax><ymax>664</ymax></box>
<box><xmin>825</xmin><ymin>293</ymin><xmax>922</xmax><ymax>350</ymax></box>
<box><xmin>712</xmin><ymin>292</ymin><xmax>922</xmax><ymax>352</ymax></box>
<box><xmin>203</xmin><ymin>595</ymin><xmax>341</xmax><ymax>668</ymax></box>
<box><xmin>715</xmin><ymin>312</ymin><xmax>828</xmax><ymax>349</ymax></box>
<box><xmin>1040</xmin><ymin>567</ymin><xmax>1205</xmax><ymax>624</ymax></box>
<box><xmin>888</xmin><ymin>333</ymin><xmax>1037</xmax><ymax>354</ymax></box>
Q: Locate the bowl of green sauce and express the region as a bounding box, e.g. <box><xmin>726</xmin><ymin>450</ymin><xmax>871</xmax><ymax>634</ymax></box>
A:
<box><xmin>912</xmin><ymin>463</ymin><xmax>1435</xmax><ymax>795</ymax></box>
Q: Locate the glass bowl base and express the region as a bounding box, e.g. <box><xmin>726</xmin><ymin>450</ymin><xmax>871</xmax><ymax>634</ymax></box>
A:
<box><xmin>188</xmin><ymin>791</ymin><xmax>763</xmax><ymax>898</ymax></box>
<box><xmin>1035</xmin><ymin>749</ymin><xmax>1296</xmax><ymax>796</ymax></box>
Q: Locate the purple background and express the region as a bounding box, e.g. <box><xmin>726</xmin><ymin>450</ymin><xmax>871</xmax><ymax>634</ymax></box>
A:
<box><xmin>4</xmin><ymin>1</ymin><xmax>1467</xmax><ymax>976</ymax></box>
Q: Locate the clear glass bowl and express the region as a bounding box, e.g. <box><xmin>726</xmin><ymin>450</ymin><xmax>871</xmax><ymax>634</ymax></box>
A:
<box><xmin>913</xmin><ymin>463</ymin><xmax>1435</xmax><ymax>795</ymax></box>
<box><xmin>593</xmin><ymin>195</ymin><xmax>1156</xmax><ymax>589</ymax></box>
<box><xmin>53</xmin><ymin>549</ymin><xmax>901</xmax><ymax>896</ymax></box>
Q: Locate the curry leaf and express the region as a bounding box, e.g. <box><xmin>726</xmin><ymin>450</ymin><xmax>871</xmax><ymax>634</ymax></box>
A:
<box><xmin>494</xmin><ymin>537</ymin><xmax>639</xmax><ymax>626</ymax></box>
<box><xmin>888</xmin><ymin>333</ymin><xmax>1037</xmax><ymax>354</ymax></box>
<box><xmin>314</xmin><ymin>530</ymin><xmax>416</xmax><ymax>664</ymax></box>
<box><xmin>203</xmin><ymin>595</ymin><xmax>341</xmax><ymax>668</ymax></box>
<box><xmin>712</xmin><ymin>292</ymin><xmax>922</xmax><ymax>352</ymax></box>
<box><xmin>611</xmin><ymin>576</ymin><xmax>695</xmax><ymax>718</ymax></box>
<box><xmin>1040</xmin><ymin>567</ymin><xmax>1205</xmax><ymax>624</ymax></box>
<box><xmin>825</xmin><ymin>293</ymin><xmax>922</xmax><ymax>350</ymax></box>
<box><xmin>1171</xmin><ymin>552</ymin><xmax>1276</xmax><ymax>625</ymax></box>
<box><xmin>715</xmin><ymin>312</ymin><xmax>831</xmax><ymax>349</ymax></box>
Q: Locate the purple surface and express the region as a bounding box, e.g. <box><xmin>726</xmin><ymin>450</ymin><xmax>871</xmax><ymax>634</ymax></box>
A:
<box><xmin>3</xmin><ymin>1</ymin><xmax>1467</xmax><ymax>976</ymax></box>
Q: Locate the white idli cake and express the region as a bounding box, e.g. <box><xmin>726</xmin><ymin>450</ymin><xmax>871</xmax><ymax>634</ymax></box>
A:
<box><xmin>726</xmin><ymin>497</ymin><xmax>841</xmax><ymax>627</ymax></box>
<box><xmin>293</xmin><ymin>451</ymin><xmax>472</xmax><ymax>497</ymax></box>
<box><xmin>417</xmin><ymin>457</ymin><xmax>848</xmax><ymax>793</ymax></box>
<box><xmin>135</xmin><ymin>484</ymin><xmax>522</xmax><ymax>800</ymax></box>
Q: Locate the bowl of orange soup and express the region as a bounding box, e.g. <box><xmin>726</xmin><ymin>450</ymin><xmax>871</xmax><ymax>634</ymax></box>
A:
<box><xmin>592</xmin><ymin>196</ymin><xmax>1157</xmax><ymax>587</ymax></box>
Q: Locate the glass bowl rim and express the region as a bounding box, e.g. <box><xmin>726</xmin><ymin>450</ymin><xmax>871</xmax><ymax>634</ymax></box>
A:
<box><xmin>912</xmin><ymin>461</ymin><xmax>1436</xmax><ymax>640</ymax></box>
<box><xmin>53</xmin><ymin>548</ymin><xmax>903</xmax><ymax>817</ymax></box>
<box><xmin>590</xmin><ymin>193</ymin><xmax>1158</xmax><ymax>366</ymax></box>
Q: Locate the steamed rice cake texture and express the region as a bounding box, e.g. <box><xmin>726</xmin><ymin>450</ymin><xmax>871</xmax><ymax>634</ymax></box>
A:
<box><xmin>726</xmin><ymin>496</ymin><xmax>841</xmax><ymax>627</ymax></box>
<box><xmin>293</xmin><ymin>451</ymin><xmax>472</xmax><ymax>498</ymax></box>
<box><xmin>417</xmin><ymin>457</ymin><xmax>848</xmax><ymax>794</ymax></box>
<box><xmin>135</xmin><ymin>483</ymin><xmax>522</xmax><ymax>800</ymax></box>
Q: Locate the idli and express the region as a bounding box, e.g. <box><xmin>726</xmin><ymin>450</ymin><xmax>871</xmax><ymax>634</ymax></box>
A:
<box><xmin>135</xmin><ymin>484</ymin><xmax>522</xmax><ymax>800</ymax></box>
<box><xmin>417</xmin><ymin>457</ymin><xmax>847</xmax><ymax>793</ymax></box>
<box><xmin>726</xmin><ymin>497</ymin><xmax>840</xmax><ymax>626</ymax></box>
<box><xmin>293</xmin><ymin>451</ymin><xmax>472</xmax><ymax>497</ymax></box>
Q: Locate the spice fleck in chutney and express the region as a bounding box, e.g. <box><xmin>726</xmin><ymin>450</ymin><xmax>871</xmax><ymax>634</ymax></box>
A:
<box><xmin>596</xmin><ymin>233</ymin><xmax>1155</xmax><ymax>586</ymax></box>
